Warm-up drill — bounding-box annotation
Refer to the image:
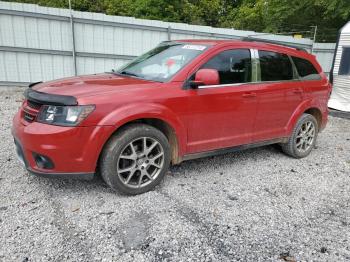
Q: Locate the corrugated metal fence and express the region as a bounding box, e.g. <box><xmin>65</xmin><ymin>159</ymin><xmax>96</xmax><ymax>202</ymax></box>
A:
<box><xmin>312</xmin><ymin>43</ymin><xmax>337</xmax><ymax>75</ymax></box>
<box><xmin>0</xmin><ymin>1</ymin><xmax>335</xmax><ymax>86</ymax></box>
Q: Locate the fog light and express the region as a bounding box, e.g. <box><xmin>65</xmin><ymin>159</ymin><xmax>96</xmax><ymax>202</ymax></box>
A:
<box><xmin>32</xmin><ymin>153</ymin><xmax>54</xmax><ymax>169</ymax></box>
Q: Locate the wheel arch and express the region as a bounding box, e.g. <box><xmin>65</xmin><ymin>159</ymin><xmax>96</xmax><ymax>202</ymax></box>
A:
<box><xmin>96</xmin><ymin>117</ymin><xmax>185</xmax><ymax>174</ymax></box>
<box><xmin>286</xmin><ymin>101</ymin><xmax>324</xmax><ymax>136</ymax></box>
<box><xmin>114</xmin><ymin>118</ymin><xmax>182</xmax><ymax>164</ymax></box>
<box><xmin>96</xmin><ymin>103</ymin><xmax>187</xmax><ymax>165</ymax></box>
<box><xmin>304</xmin><ymin>107</ymin><xmax>322</xmax><ymax>129</ymax></box>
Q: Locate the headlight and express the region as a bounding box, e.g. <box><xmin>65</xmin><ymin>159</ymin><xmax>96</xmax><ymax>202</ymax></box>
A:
<box><xmin>37</xmin><ymin>105</ymin><xmax>95</xmax><ymax>126</ymax></box>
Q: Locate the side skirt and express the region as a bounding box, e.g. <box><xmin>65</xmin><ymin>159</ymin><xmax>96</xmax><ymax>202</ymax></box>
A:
<box><xmin>182</xmin><ymin>138</ymin><xmax>287</xmax><ymax>162</ymax></box>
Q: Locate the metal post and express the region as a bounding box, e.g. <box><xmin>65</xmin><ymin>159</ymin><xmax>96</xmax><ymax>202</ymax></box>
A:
<box><xmin>311</xmin><ymin>25</ymin><xmax>317</xmax><ymax>53</ymax></box>
<box><xmin>167</xmin><ymin>26</ymin><xmax>171</xmax><ymax>41</ymax></box>
<box><xmin>69</xmin><ymin>0</ymin><xmax>77</xmax><ymax>75</ymax></box>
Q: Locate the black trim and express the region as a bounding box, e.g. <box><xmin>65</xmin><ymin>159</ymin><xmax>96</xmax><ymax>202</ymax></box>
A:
<box><xmin>24</xmin><ymin>88</ymin><xmax>78</xmax><ymax>106</ymax></box>
<box><xmin>241</xmin><ymin>37</ymin><xmax>308</xmax><ymax>52</ymax></box>
<box><xmin>28</xmin><ymin>81</ymin><xmax>42</xmax><ymax>88</ymax></box>
<box><xmin>182</xmin><ymin>138</ymin><xmax>286</xmax><ymax>161</ymax></box>
<box><xmin>329</xmin><ymin>109</ymin><xmax>350</xmax><ymax>120</ymax></box>
<box><xmin>13</xmin><ymin>137</ymin><xmax>94</xmax><ymax>181</ymax></box>
<box><xmin>27</xmin><ymin>168</ymin><xmax>94</xmax><ymax>181</ymax></box>
<box><xmin>14</xmin><ymin>138</ymin><xmax>29</xmax><ymax>167</ymax></box>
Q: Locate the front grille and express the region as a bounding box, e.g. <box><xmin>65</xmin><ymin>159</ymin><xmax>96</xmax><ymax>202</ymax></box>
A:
<box><xmin>22</xmin><ymin>99</ymin><xmax>41</xmax><ymax>123</ymax></box>
<box><xmin>24</xmin><ymin>112</ymin><xmax>36</xmax><ymax>122</ymax></box>
<box><xmin>27</xmin><ymin>100</ymin><xmax>42</xmax><ymax>110</ymax></box>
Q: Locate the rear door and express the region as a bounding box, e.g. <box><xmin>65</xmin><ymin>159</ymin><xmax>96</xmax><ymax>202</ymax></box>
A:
<box><xmin>184</xmin><ymin>48</ymin><xmax>259</xmax><ymax>153</ymax></box>
<box><xmin>253</xmin><ymin>50</ymin><xmax>303</xmax><ymax>142</ymax></box>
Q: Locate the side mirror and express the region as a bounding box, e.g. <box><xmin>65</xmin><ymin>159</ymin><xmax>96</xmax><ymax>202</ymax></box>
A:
<box><xmin>190</xmin><ymin>69</ymin><xmax>219</xmax><ymax>88</ymax></box>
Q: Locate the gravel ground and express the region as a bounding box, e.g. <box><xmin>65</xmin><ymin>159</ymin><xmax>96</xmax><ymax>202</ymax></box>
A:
<box><xmin>0</xmin><ymin>87</ymin><xmax>349</xmax><ymax>262</ymax></box>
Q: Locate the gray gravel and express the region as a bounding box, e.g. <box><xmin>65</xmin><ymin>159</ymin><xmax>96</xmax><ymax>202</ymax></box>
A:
<box><xmin>0</xmin><ymin>87</ymin><xmax>350</xmax><ymax>262</ymax></box>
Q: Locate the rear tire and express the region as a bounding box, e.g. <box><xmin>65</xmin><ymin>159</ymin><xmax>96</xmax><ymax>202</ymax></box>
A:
<box><xmin>100</xmin><ymin>124</ymin><xmax>171</xmax><ymax>195</ymax></box>
<box><xmin>282</xmin><ymin>113</ymin><xmax>318</xmax><ymax>158</ymax></box>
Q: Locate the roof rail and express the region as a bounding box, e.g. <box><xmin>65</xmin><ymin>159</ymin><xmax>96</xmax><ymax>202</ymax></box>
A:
<box><xmin>241</xmin><ymin>37</ymin><xmax>309</xmax><ymax>53</ymax></box>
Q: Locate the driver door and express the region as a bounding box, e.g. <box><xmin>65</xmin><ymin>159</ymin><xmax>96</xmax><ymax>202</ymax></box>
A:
<box><xmin>184</xmin><ymin>49</ymin><xmax>259</xmax><ymax>154</ymax></box>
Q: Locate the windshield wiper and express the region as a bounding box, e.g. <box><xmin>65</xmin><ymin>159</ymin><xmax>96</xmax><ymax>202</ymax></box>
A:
<box><xmin>119</xmin><ymin>71</ymin><xmax>140</xmax><ymax>77</ymax></box>
<box><xmin>108</xmin><ymin>69</ymin><xmax>140</xmax><ymax>78</ymax></box>
<box><xmin>108</xmin><ymin>70</ymin><xmax>164</xmax><ymax>82</ymax></box>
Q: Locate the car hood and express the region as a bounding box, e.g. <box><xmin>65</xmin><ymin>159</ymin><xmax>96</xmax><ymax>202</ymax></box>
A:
<box><xmin>32</xmin><ymin>73</ymin><xmax>161</xmax><ymax>98</ymax></box>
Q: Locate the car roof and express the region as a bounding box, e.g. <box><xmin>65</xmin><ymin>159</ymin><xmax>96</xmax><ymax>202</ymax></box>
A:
<box><xmin>174</xmin><ymin>39</ymin><xmax>312</xmax><ymax>58</ymax></box>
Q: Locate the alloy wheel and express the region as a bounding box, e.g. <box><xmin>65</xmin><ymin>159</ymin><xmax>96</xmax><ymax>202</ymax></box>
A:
<box><xmin>295</xmin><ymin>121</ymin><xmax>316</xmax><ymax>153</ymax></box>
<box><xmin>117</xmin><ymin>137</ymin><xmax>164</xmax><ymax>188</ymax></box>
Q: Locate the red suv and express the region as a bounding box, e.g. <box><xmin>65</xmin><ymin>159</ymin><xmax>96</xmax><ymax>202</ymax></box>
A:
<box><xmin>12</xmin><ymin>39</ymin><xmax>331</xmax><ymax>194</ymax></box>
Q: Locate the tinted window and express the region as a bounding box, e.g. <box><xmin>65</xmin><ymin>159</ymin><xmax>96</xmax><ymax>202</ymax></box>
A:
<box><xmin>292</xmin><ymin>56</ymin><xmax>321</xmax><ymax>80</ymax></box>
<box><xmin>200</xmin><ymin>49</ymin><xmax>252</xmax><ymax>84</ymax></box>
<box><xmin>258</xmin><ymin>51</ymin><xmax>293</xmax><ymax>81</ymax></box>
<box><xmin>339</xmin><ymin>47</ymin><xmax>350</xmax><ymax>75</ymax></box>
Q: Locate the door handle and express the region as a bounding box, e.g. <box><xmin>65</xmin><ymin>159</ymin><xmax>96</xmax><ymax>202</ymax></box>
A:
<box><xmin>242</xmin><ymin>92</ymin><xmax>257</xmax><ymax>98</ymax></box>
<box><xmin>293</xmin><ymin>88</ymin><xmax>303</xmax><ymax>94</ymax></box>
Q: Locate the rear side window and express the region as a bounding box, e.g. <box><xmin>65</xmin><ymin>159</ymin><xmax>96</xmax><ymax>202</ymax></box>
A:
<box><xmin>200</xmin><ymin>49</ymin><xmax>252</xmax><ymax>84</ymax></box>
<box><xmin>258</xmin><ymin>51</ymin><xmax>293</xmax><ymax>81</ymax></box>
<box><xmin>339</xmin><ymin>47</ymin><xmax>350</xmax><ymax>75</ymax></box>
<box><xmin>292</xmin><ymin>56</ymin><xmax>321</xmax><ymax>80</ymax></box>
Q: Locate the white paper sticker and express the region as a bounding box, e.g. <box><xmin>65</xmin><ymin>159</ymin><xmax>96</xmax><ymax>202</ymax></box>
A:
<box><xmin>182</xmin><ymin>44</ymin><xmax>207</xmax><ymax>51</ymax></box>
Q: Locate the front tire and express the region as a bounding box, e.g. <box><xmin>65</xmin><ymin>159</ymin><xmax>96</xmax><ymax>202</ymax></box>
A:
<box><xmin>282</xmin><ymin>113</ymin><xmax>318</xmax><ymax>158</ymax></box>
<box><xmin>100</xmin><ymin>124</ymin><xmax>171</xmax><ymax>195</ymax></box>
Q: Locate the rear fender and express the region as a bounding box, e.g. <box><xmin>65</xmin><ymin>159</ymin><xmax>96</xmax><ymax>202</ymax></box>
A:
<box><xmin>285</xmin><ymin>99</ymin><xmax>323</xmax><ymax>136</ymax></box>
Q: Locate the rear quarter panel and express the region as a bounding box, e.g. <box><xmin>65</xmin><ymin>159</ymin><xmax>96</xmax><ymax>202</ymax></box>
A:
<box><xmin>286</xmin><ymin>54</ymin><xmax>331</xmax><ymax>134</ymax></box>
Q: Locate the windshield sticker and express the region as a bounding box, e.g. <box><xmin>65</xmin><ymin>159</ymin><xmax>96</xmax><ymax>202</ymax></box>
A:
<box><xmin>182</xmin><ymin>45</ymin><xmax>207</xmax><ymax>51</ymax></box>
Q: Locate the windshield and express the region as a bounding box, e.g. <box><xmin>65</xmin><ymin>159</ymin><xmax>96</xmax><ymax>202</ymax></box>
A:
<box><xmin>116</xmin><ymin>42</ymin><xmax>209</xmax><ymax>82</ymax></box>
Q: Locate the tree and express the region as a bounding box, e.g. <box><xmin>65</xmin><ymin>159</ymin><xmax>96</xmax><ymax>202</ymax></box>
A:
<box><xmin>224</xmin><ymin>0</ymin><xmax>350</xmax><ymax>41</ymax></box>
<box><xmin>4</xmin><ymin>0</ymin><xmax>350</xmax><ymax>42</ymax></box>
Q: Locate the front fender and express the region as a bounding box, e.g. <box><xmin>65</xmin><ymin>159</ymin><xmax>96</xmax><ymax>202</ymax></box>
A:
<box><xmin>98</xmin><ymin>102</ymin><xmax>187</xmax><ymax>157</ymax></box>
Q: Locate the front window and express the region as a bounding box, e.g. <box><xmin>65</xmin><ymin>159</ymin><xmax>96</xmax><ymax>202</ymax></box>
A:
<box><xmin>116</xmin><ymin>42</ymin><xmax>209</xmax><ymax>82</ymax></box>
<box><xmin>200</xmin><ymin>49</ymin><xmax>252</xmax><ymax>84</ymax></box>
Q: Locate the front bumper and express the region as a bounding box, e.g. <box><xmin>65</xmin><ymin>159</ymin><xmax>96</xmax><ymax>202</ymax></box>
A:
<box><xmin>13</xmin><ymin>138</ymin><xmax>94</xmax><ymax>180</ymax></box>
<box><xmin>12</xmin><ymin>111</ymin><xmax>115</xmax><ymax>180</ymax></box>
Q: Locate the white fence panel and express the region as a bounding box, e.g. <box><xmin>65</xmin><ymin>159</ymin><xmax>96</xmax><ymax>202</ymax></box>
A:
<box><xmin>313</xmin><ymin>43</ymin><xmax>336</xmax><ymax>74</ymax></box>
